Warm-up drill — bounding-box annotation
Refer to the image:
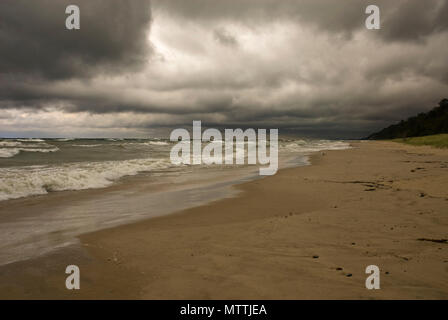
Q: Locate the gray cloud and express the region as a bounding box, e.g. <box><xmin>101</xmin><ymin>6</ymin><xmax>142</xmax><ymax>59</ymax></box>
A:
<box><xmin>213</xmin><ymin>28</ymin><xmax>238</xmax><ymax>47</ymax></box>
<box><xmin>1</xmin><ymin>0</ymin><xmax>448</xmax><ymax>139</ymax></box>
<box><xmin>153</xmin><ymin>0</ymin><xmax>448</xmax><ymax>42</ymax></box>
<box><xmin>0</xmin><ymin>0</ymin><xmax>152</xmax><ymax>80</ymax></box>
<box><xmin>381</xmin><ymin>0</ymin><xmax>448</xmax><ymax>42</ymax></box>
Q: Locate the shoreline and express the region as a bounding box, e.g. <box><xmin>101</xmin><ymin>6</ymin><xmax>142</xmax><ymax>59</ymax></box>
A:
<box><xmin>0</xmin><ymin>162</ymin><xmax>264</xmax><ymax>266</ymax></box>
<box><xmin>1</xmin><ymin>141</ymin><xmax>447</xmax><ymax>299</ymax></box>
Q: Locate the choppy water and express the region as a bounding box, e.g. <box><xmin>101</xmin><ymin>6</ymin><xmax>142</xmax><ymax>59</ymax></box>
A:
<box><xmin>0</xmin><ymin>137</ymin><xmax>350</xmax><ymax>201</ymax></box>
<box><xmin>0</xmin><ymin>136</ymin><xmax>350</xmax><ymax>265</ymax></box>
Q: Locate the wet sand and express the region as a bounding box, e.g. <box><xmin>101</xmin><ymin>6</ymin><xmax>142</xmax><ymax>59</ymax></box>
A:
<box><xmin>1</xmin><ymin>141</ymin><xmax>447</xmax><ymax>299</ymax></box>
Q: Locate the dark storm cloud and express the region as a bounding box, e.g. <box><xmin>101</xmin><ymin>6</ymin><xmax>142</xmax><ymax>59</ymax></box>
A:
<box><xmin>0</xmin><ymin>0</ymin><xmax>152</xmax><ymax>80</ymax></box>
<box><xmin>154</xmin><ymin>0</ymin><xmax>448</xmax><ymax>42</ymax></box>
<box><xmin>153</xmin><ymin>0</ymin><xmax>367</xmax><ymax>35</ymax></box>
<box><xmin>382</xmin><ymin>0</ymin><xmax>448</xmax><ymax>42</ymax></box>
<box><xmin>213</xmin><ymin>28</ymin><xmax>238</xmax><ymax>47</ymax></box>
<box><xmin>1</xmin><ymin>0</ymin><xmax>448</xmax><ymax>139</ymax></box>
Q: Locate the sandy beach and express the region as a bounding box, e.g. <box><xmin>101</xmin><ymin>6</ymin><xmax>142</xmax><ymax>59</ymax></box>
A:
<box><xmin>1</xmin><ymin>140</ymin><xmax>447</xmax><ymax>299</ymax></box>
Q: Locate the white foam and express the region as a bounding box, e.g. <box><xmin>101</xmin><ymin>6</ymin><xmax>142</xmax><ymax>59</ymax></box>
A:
<box><xmin>281</xmin><ymin>140</ymin><xmax>351</xmax><ymax>153</ymax></box>
<box><xmin>0</xmin><ymin>147</ymin><xmax>59</xmax><ymax>158</ymax></box>
<box><xmin>16</xmin><ymin>138</ymin><xmax>45</xmax><ymax>142</ymax></box>
<box><xmin>73</xmin><ymin>144</ymin><xmax>104</xmax><ymax>147</ymax></box>
<box><xmin>0</xmin><ymin>140</ymin><xmax>55</xmax><ymax>148</ymax></box>
<box><xmin>0</xmin><ymin>149</ymin><xmax>21</xmax><ymax>158</ymax></box>
<box><xmin>0</xmin><ymin>158</ymin><xmax>174</xmax><ymax>201</ymax></box>
<box><xmin>146</xmin><ymin>141</ymin><xmax>169</xmax><ymax>146</ymax></box>
<box><xmin>21</xmin><ymin>147</ymin><xmax>59</xmax><ymax>153</ymax></box>
<box><xmin>0</xmin><ymin>141</ymin><xmax>22</xmax><ymax>147</ymax></box>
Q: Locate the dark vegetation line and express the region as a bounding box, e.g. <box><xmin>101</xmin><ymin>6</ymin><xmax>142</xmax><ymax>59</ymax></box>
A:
<box><xmin>367</xmin><ymin>98</ymin><xmax>448</xmax><ymax>140</ymax></box>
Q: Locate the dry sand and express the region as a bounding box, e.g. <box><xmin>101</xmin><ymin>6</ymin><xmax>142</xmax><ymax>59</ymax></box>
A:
<box><xmin>1</xmin><ymin>141</ymin><xmax>447</xmax><ymax>299</ymax></box>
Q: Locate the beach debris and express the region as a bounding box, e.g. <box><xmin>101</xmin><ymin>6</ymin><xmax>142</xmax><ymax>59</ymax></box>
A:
<box><xmin>420</xmin><ymin>192</ymin><xmax>426</xmax><ymax>197</ymax></box>
<box><xmin>393</xmin><ymin>254</ymin><xmax>410</xmax><ymax>261</ymax></box>
<box><xmin>324</xmin><ymin>180</ymin><xmax>390</xmax><ymax>191</ymax></box>
<box><xmin>417</xmin><ymin>238</ymin><xmax>447</xmax><ymax>244</ymax></box>
<box><xmin>312</xmin><ymin>255</ymin><xmax>319</xmax><ymax>259</ymax></box>
<box><xmin>346</xmin><ymin>273</ymin><xmax>353</xmax><ymax>277</ymax></box>
<box><xmin>107</xmin><ymin>251</ymin><xmax>121</xmax><ymax>264</ymax></box>
<box><xmin>336</xmin><ymin>267</ymin><xmax>343</xmax><ymax>271</ymax></box>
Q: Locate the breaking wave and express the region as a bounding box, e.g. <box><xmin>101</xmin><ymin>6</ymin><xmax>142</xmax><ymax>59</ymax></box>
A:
<box><xmin>0</xmin><ymin>140</ymin><xmax>59</xmax><ymax>158</ymax></box>
<box><xmin>0</xmin><ymin>158</ymin><xmax>174</xmax><ymax>201</ymax></box>
<box><xmin>280</xmin><ymin>140</ymin><xmax>351</xmax><ymax>153</ymax></box>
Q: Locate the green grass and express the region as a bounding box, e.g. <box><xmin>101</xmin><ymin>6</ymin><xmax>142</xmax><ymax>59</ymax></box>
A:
<box><xmin>392</xmin><ymin>134</ymin><xmax>448</xmax><ymax>148</ymax></box>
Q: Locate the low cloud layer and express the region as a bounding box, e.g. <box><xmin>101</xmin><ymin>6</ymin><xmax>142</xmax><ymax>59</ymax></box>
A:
<box><xmin>1</xmin><ymin>0</ymin><xmax>447</xmax><ymax>138</ymax></box>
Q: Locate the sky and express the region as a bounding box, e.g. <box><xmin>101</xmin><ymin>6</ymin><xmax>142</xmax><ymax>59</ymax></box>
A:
<box><xmin>1</xmin><ymin>0</ymin><xmax>448</xmax><ymax>139</ymax></box>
